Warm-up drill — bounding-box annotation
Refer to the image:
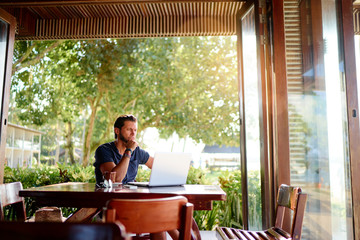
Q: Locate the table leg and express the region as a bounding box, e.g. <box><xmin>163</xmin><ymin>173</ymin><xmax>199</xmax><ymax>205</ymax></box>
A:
<box><xmin>65</xmin><ymin>208</ymin><xmax>101</xmax><ymax>223</ymax></box>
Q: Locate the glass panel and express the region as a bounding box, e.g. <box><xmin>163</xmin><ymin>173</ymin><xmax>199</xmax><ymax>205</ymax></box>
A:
<box><xmin>0</xmin><ymin>19</ymin><xmax>8</xmax><ymax>118</ymax></box>
<box><xmin>285</xmin><ymin>0</ymin><xmax>353</xmax><ymax>239</ymax></box>
<box><xmin>241</xmin><ymin>6</ymin><xmax>262</xmax><ymax>230</ymax></box>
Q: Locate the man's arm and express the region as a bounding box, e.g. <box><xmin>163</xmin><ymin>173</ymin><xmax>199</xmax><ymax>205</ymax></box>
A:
<box><xmin>100</xmin><ymin>140</ymin><xmax>138</xmax><ymax>182</ymax></box>
<box><xmin>99</xmin><ymin>155</ymin><xmax>130</xmax><ymax>183</ymax></box>
<box><xmin>145</xmin><ymin>156</ymin><xmax>154</xmax><ymax>169</ymax></box>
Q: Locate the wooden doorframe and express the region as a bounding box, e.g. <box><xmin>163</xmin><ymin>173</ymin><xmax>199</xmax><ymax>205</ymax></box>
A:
<box><xmin>340</xmin><ymin>0</ymin><xmax>360</xmax><ymax>239</ymax></box>
<box><xmin>270</xmin><ymin>0</ymin><xmax>291</xmax><ymax>232</ymax></box>
<box><xmin>236</xmin><ymin>1</ymin><xmax>253</xmax><ymax>229</ymax></box>
<box><xmin>0</xmin><ymin>8</ymin><xmax>16</xmax><ymax>184</ymax></box>
<box><xmin>237</xmin><ymin>0</ymin><xmax>273</xmax><ymax>229</ymax></box>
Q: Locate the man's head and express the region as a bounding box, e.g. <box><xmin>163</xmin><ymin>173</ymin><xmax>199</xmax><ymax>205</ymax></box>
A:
<box><xmin>114</xmin><ymin>115</ymin><xmax>137</xmax><ymax>141</ymax></box>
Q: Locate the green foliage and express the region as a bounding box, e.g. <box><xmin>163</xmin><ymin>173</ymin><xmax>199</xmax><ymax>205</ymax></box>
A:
<box><xmin>247</xmin><ymin>170</ymin><xmax>262</xmax><ymax>228</ymax></box>
<box><xmin>217</xmin><ymin>170</ymin><xmax>243</xmax><ymax>228</ymax></box>
<box><xmin>135</xmin><ymin>166</ymin><xmax>210</xmax><ymax>185</ymax></box>
<box><xmin>4</xmin><ymin>165</ymin><xmax>65</xmax><ymax>188</ymax></box>
<box><xmin>135</xmin><ymin>167</ymin><xmax>151</xmax><ymax>182</ymax></box>
<box><xmin>186</xmin><ymin>166</ymin><xmax>211</xmax><ymax>185</ymax></box>
<box><xmin>4</xmin><ymin>164</ymin><xmax>95</xmax><ymax>187</ymax></box>
<box><xmin>55</xmin><ymin>163</ymin><xmax>96</xmax><ymax>183</ymax></box>
<box><xmin>194</xmin><ymin>204</ymin><xmax>221</xmax><ymax>230</ymax></box>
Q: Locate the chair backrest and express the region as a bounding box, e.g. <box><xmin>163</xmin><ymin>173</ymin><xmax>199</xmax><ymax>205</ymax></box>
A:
<box><xmin>0</xmin><ymin>221</ymin><xmax>130</xmax><ymax>240</ymax></box>
<box><xmin>105</xmin><ymin>196</ymin><xmax>193</xmax><ymax>240</ymax></box>
<box><xmin>274</xmin><ymin>184</ymin><xmax>308</xmax><ymax>239</ymax></box>
<box><xmin>0</xmin><ymin>182</ymin><xmax>26</xmax><ymax>221</ymax></box>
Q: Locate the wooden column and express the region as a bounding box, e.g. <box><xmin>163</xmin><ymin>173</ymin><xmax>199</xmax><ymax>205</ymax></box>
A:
<box><xmin>271</xmin><ymin>0</ymin><xmax>291</xmax><ymax>232</ymax></box>
<box><xmin>271</xmin><ymin>0</ymin><xmax>290</xmax><ymax>188</ymax></box>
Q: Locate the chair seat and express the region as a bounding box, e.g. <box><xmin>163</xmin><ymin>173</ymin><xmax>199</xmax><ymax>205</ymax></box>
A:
<box><xmin>216</xmin><ymin>226</ymin><xmax>292</xmax><ymax>240</ymax></box>
<box><xmin>34</xmin><ymin>207</ymin><xmax>65</xmax><ymax>222</ymax></box>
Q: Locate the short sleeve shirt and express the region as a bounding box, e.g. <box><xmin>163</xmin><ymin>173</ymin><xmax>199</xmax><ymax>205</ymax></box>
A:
<box><xmin>93</xmin><ymin>142</ymin><xmax>149</xmax><ymax>184</ymax></box>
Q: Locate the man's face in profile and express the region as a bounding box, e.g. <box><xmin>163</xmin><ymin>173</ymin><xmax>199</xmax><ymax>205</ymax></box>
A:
<box><xmin>119</xmin><ymin>120</ymin><xmax>137</xmax><ymax>143</ymax></box>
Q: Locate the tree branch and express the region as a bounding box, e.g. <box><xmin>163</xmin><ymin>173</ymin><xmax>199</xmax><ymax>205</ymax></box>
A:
<box><xmin>12</xmin><ymin>43</ymin><xmax>36</xmax><ymax>73</ymax></box>
<box><xmin>12</xmin><ymin>40</ymin><xmax>65</xmax><ymax>75</ymax></box>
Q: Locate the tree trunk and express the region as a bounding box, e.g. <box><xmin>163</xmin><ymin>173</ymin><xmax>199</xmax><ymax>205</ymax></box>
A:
<box><xmin>66</xmin><ymin>121</ymin><xmax>75</xmax><ymax>164</ymax></box>
<box><xmin>80</xmin><ymin>109</ymin><xmax>87</xmax><ymax>165</ymax></box>
<box><xmin>55</xmin><ymin>120</ymin><xmax>60</xmax><ymax>164</ymax></box>
<box><xmin>82</xmin><ymin>94</ymin><xmax>102</xmax><ymax>166</ymax></box>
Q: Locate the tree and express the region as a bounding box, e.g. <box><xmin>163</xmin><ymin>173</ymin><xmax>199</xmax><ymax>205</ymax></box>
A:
<box><xmin>10</xmin><ymin>36</ymin><xmax>240</xmax><ymax>166</ymax></box>
<box><xmin>11</xmin><ymin>40</ymin><xmax>84</xmax><ymax>163</ymax></box>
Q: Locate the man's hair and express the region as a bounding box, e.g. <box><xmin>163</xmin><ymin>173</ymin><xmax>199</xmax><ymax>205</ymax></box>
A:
<box><xmin>114</xmin><ymin>114</ymin><xmax>137</xmax><ymax>139</ymax></box>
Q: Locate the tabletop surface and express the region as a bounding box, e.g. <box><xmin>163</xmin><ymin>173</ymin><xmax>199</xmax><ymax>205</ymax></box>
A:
<box><xmin>20</xmin><ymin>182</ymin><xmax>225</xmax><ymax>196</ymax></box>
<box><xmin>19</xmin><ymin>182</ymin><xmax>226</xmax><ymax>210</ymax></box>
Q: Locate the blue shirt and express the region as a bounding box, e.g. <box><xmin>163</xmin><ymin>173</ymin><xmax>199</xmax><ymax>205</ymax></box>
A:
<box><xmin>93</xmin><ymin>142</ymin><xmax>149</xmax><ymax>184</ymax></box>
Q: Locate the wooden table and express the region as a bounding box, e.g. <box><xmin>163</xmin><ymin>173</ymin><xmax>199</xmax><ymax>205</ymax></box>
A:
<box><xmin>20</xmin><ymin>182</ymin><xmax>225</xmax><ymax>239</ymax></box>
<box><xmin>19</xmin><ymin>182</ymin><xmax>226</xmax><ymax>211</ymax></box>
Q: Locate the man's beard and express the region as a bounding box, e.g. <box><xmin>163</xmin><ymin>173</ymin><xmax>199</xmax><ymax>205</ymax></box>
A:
<box><xmin>119</xmin><ymin>132</ymin><xmax>128</xmax><ymax>143</ymax></box>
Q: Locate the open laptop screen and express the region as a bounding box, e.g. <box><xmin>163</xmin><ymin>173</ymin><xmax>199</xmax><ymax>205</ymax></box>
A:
<box><xmin>127</xmin><ymin>152</ymin><xmax>192</xmax><ymax>187</ymax></box>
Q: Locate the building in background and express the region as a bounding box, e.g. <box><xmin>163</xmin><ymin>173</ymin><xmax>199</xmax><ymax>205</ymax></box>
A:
<box><xmin>5</xmin><ymin>123</ymin><xmax>42</xmax><ymax>168</ymax></box>
<box><xmin>201</xmin><ymin>145</ymin><xmax>240</xmax><ymax>171</ymax></box>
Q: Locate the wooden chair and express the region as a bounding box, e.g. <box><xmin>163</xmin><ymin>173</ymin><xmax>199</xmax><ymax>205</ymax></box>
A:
<box><xmin>216</xmin><ymin>184</ymin><xmax>308</xmax><ymax>240</ymax></box>
<box><xmin>0</xmin><ymin>182</ymin><xmax>26</xmax><ymax>221</ymax></box>
<box><xmin>0</xmin><ymin>221</ymin><xmax>130</xmax><ymax>240</ymax></box>
<box><xmin>104</xmin><ymin>196</ymin><xmax>194</xmax><ymax>240</ymax></box>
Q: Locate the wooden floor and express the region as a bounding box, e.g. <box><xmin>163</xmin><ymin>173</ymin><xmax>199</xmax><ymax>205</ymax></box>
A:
<box><xmin>199</xmin><ymin>231</ymin><xmax>218</xmax><ymax>240</ymax></box>
<box><xmin>166</xmin><ymin>231</ymin><xmax>218</xmax><ymax>240</ymax></box>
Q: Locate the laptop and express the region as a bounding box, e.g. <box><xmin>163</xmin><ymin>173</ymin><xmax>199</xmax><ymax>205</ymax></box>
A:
<box><xmin>127</xmin><ymin>152</ymin><xmax>192</xmax><ymax>187</ymax></box>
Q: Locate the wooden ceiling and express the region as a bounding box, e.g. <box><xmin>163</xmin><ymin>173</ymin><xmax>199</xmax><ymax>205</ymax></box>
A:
<box><xmin>0</xmin><ymin>0</ymin><xmax>246</xmax><ymax>40</ymax></box>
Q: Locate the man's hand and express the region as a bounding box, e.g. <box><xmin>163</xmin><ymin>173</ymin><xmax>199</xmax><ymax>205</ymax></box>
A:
<box><xmin>125</xmin><ymin>139</ymin><xmax>138</xmax><ymax>151</ymax></box>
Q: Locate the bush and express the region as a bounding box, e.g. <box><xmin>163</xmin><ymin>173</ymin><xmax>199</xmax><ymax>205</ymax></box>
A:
<box><xmin>217</xmin><ymin>170</ymin><xmax>243</xmax><ymax>228</ymax></box>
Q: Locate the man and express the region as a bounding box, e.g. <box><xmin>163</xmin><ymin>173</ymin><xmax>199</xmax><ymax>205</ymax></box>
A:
<box><xmin>94</xmin><ymin>114</ymin><xmax>154</xmax><ymax>184</ymax></box>
<box><xmin>94</xmin><ymin>115</ymin><xmax>180</xmax><ymax>240</ymax></box>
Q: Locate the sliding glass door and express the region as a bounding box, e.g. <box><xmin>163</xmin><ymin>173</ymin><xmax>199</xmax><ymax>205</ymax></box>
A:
<box><xmin>284</xmin><ymin>0</ymin><xmax>354</xmax><ymax>239</ymax></box>
<box><xmin>237</xmin><ymin>0</ymin><xmax>271</xmax><ymax>230</ymax></box>
<box><xmin>0</xmin><ymin>9</ymin><xmax>16</xmax><ymax>183</ymax></box>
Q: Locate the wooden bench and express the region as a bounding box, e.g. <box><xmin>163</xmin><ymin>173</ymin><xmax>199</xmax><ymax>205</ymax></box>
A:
<box><xmin>215</xmin><ymin>184</ymin><xmax>307</xmax><ymax>240</ymax></box>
